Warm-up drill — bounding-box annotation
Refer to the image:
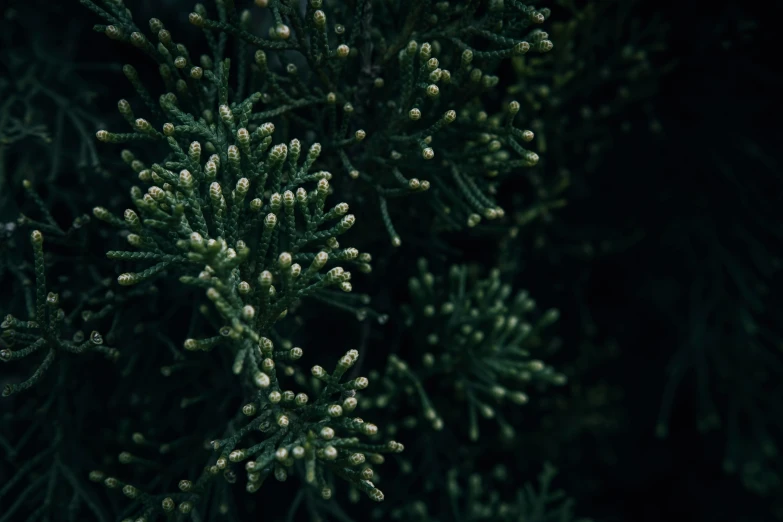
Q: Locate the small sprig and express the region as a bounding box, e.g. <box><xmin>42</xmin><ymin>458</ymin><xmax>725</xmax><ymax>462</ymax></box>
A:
<box><xmin>1</xmin><ymin>231</ymin><xmax>117</xmax><ymax>397</ymax></box>
<box><xmin>89</xmin><ymin>348</ymin><xmax>400</xmax><ymax>516</ymax></box>
<box><xmin>368</xmin><ymin>259</ymin><xmax>566</xmax><ymax>441</ymax></box>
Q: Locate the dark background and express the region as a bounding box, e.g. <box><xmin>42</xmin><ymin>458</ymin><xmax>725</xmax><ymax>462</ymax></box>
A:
<box><xmin>566</xmin><ymin>0</ymin><xmax>782</xmax><ymax>519</ymax></box>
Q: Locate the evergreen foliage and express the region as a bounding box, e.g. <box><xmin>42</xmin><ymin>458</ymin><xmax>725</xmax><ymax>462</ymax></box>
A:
<box><xmin>1</xmin><ymin>1</ymin><xmax>780</xmax><ymax>521</ymax></box>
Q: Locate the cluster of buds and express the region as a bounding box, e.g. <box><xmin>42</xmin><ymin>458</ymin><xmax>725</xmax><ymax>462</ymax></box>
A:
<box><xmin>206</xmin><ymin>349</ymin><xmax>400</xmax><ymax>501</ymax></box>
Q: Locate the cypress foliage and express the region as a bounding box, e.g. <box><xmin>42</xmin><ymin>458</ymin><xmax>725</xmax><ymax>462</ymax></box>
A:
<box><xmin>1</xmin><ymin>1</ymin><xmax>780</xmax><ymax>521</ymax></box>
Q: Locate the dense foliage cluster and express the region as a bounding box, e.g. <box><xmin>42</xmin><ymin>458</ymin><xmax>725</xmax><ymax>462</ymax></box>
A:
<box><xmin>1</xmin><ymin>1</ymin><xmax>780</xmax><ymax>522</ymax></box>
